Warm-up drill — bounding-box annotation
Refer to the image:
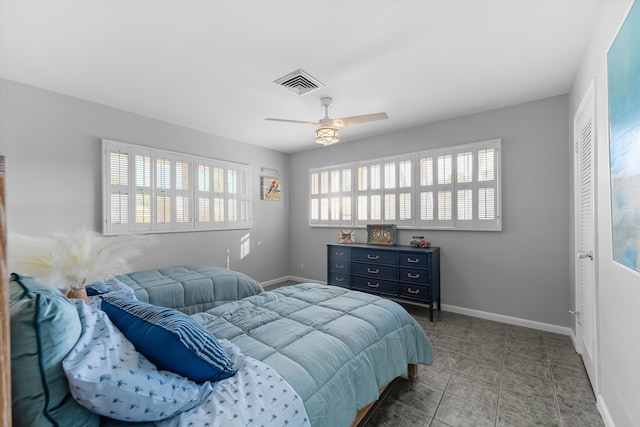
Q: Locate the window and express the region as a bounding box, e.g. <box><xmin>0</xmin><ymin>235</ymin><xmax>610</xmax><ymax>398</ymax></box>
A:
<box><xmin>309</xmin><ymin>139</ymin><xmax>501</xmax><ymax>230</ymax></box>
<box><xmin>103</xmin><ymin>139</ymin><xmax>251</xmax><ymax>235</ymax></box>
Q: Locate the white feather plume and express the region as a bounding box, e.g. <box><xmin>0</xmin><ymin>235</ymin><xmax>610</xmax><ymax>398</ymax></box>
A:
<box><xmin>9</xmin><ymin>228</ymin><xmax>155</xmax><ymax>290</ymax></box>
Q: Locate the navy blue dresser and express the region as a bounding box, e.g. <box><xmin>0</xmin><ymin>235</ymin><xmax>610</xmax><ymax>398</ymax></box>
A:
<box><xmin>327</xmin><ymin>243</ymin><xmax>441</xmax><ymax>321</ymax></box>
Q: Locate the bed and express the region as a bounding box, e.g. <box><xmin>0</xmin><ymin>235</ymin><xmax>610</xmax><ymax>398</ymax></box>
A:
<box><xmin>192</xmin><ymin>282</ymin><xmax>433</xmax><ymax>427</ymax></box>
<box><xmin>115</xmin><ymin>265</ymin><xmax>264</xmax><ymax>314</ymax></box>
<box><xmin>10</xmin><ymin>271</ymin><xmax>433</xmax><ymax>427</ymax></box>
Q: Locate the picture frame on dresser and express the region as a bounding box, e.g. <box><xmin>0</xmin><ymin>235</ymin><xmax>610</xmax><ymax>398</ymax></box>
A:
<box><xmin>338</xmin><ymin>230</ymin><xmax>355</xmax><ymax>244</ymax></box>
<box><xmin>366</xmin><ymin>224</ymin><xmax>397</xmax><ymax>246</ymax></box>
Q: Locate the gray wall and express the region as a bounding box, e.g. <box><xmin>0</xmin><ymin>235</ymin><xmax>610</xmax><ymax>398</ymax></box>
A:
<box><xmin>0</xmin><ymin>78</ymin><xmax>290</xmax><ymax>282</ymax></box>
<box><xmin>289</xmin><ymin>95</ymin><xmax>572</xmax><ymax>327</ymax></box>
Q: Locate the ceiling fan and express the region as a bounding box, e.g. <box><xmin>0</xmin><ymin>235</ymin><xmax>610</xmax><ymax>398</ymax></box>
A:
<box><xmin>265</xmin><ymin>97</ymin><xmax>389</xmax><ymax>146</ymax></box>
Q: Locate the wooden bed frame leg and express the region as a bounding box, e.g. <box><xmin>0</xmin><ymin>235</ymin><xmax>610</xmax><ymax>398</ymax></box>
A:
<box><xmin>407</xmin><ymin>363</ymin><xmax>418</xmax><ymax>379</ymax></box>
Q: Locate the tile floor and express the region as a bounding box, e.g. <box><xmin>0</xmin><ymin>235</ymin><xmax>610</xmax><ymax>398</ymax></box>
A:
<box><xmin>360</xmin><ymin>305</ymin><xmax>604</xmax><ymax>427</ymax></box>
<box><xmin>264</xmin><ymin>281</ymin><xmax>603</xmax><ymax>426</ymax></box>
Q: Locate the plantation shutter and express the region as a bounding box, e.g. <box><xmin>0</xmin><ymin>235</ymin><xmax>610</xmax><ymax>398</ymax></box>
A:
<box><xmin>355</xmin><ymin>161</ymin><xmax>384</xmax><ymax>226</ymax></box>
<box><xmin>174</xmin><ymin>156</ymin><xmax>192</xmax><ymax>230</ymax></box>
<box><xmin>133</xmin><ymin>148</ymin><xmax>153</xmax><ymax>232</ymax></box>
<box><xmin>476</xmin><ymin>142</ymin><xmax>500</xmax><ymax>229</ymax></box>
<box><xmin>195</xmin><ymin>159</ymin><xmax>212</xmax><ymax>229</ymax></box>
<box><xmin>309</xmin><ymin>166</ymin><xmax>352</xmax><ymax>226</ymax></box>
<box><xmin>104</xmin><ymin>144</ymin><xmax>131</xmax><ymax>234</ymax></box>
<box><xmin>435</xmin><ymin>150</ymin><xmax>454</xmax><ymax>228</ymax></box>
<box><xmin>155</xmin><ymin>154</ymin><xmax>172</xmax><ymax>231</ymax></box>
<box><xmin>416</xmin><ymin>154</ymin><xmax>435</xmax><ymax>227</ymax></box>
<box><xmin>236</xmin><ymin>165</ymin><xmax>252</xmax><ymax>228</ymax></box>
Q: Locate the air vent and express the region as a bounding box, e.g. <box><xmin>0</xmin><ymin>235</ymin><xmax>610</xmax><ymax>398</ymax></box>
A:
<box><xmin>274</xmin><ymin>69</ymin><xmax>324</xmax><ymax>96</ymax></box>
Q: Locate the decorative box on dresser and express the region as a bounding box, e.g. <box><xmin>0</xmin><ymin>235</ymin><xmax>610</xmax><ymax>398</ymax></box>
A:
<box><xmin>327</xmin><ymin>243</ymin><xmax>441</xmax><ymax>321</ymax></box>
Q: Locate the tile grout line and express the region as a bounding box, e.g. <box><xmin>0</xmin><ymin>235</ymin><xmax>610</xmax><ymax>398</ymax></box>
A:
<box><xmin>547</xmin><ymin>338</ymin><xmax>564</xmax><ymax>427</ymax></box>
<box><xmin>428</xmin><ymin>322</ymin><xmax>463</xmax><ymax>427</ymax></box>
<box><xmin>494</xmin><ymin>327</ymin><xmax>509</xmax><ymax>427</ymax></box>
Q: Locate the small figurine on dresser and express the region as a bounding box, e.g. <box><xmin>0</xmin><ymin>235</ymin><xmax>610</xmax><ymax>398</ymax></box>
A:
<box><xmin>410</xmin><ymin>236</ymin><xmax>431</xmax><ymax>248</ymax></box>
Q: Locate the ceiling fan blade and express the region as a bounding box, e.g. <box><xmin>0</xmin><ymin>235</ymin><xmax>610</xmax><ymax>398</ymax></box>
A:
<box><xmin>330</xmin><ymin>112</ymin><xmax>389</xmax><ymax>127</ymax></box>
<box><xmin>265</xmin><ymin>118</ymin><xmax>320</xmax><ymax>126</ymax></box>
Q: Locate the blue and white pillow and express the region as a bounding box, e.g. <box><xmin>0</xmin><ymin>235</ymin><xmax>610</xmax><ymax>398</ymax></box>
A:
<box><xmin>63</xmin><ymin>301</ymin><xmax>212</xmax><ymax>422</ymax></box>
<box><xmin>101</xmin><ymin>297</ymin><xmax>235</xmax><ymax>383</ymax></box>
<box><xmin>87</xmin><ymin>278</ymin><xmax>137</xmax><ymax>312</ymax></box>
<box><xmin>85</xmin><ymin>281</ymin><xmax>110</xmax><ymax>296</ymax></box>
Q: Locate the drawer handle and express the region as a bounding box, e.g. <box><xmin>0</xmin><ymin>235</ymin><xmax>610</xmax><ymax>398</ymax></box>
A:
<box><xmin>335</xmin><ymin>264</ymin><xmax>344</xmax><ymax>269</ymax></box>
<box><xmin>367</xmin><ymin>255</ymin><xmax>380</xmax><ymax>260</ymax></box>
<box><xmin>408</xmin><ymin>288</ymin><xmax>421</xmax><ymax>294</ymax></box>
<box><xmin>367</xmin><ymin>268</ymin><xmax>380</xmax><ymax>274</ymax></box>
<box><xmin>336</xmin><ymin>277</ymin><xmax>344</xmax><ymax>282</ymax></box>
<box><xmin>408</xmin><ymin>273</ymin><xmax>420</xmax><ymax>279</ymax></box>
<box><xmin>407</xmin><ymin>258</ymin><xmax>420</xmax><ymax>263</ymax></box>
<box><xmin>336</xmin><ymin>251</ymin><xmax>344</xmax><ymax>256</ymax></box>
<box><xmin>367</xmin><ymin>282</ymin><xmax>380</xmax><ymax>288</ymax></box>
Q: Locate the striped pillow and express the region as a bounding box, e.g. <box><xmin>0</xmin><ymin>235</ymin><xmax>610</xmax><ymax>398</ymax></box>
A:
<box><xmin>101</xmin><ymin>296</ymin><xmax>235</xmax><ymax>383</ymax></box>
<box><xmin>85</xmin><ymin>280</ymin><xmax>110</xmax><ymax>296</ymax></box>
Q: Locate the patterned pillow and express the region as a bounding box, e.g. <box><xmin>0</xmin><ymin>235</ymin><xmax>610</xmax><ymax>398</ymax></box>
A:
<box><xmin>63</xmin><ymin>301</ymin><xmax>212</xmax><ymax>422</ymax></box>
<box><xmin>101</xmin><ymin>296</ymin><xmax>235</xmax><ymax>382</ymax></box>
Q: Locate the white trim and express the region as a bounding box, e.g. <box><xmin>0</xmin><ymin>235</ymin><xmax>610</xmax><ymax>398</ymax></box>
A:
<box><xmin>596</xmin><ymin>394</ymin><xmax>616</xmax><ymax>427</ymax></box>
<box><xmin>441</xmin><ymin>303</ymin><xmax>573</xmax><ymax>337</ymax></box>
<box><xmin>570</xmin><ymin>329</ymin><xmax>579</xmax><ymax>353</ymax></box>
<box><xmin>260</xmin><ymin>278</ymin><xmax>574</xmax><ymax>339</ymax></box>
<box><xmin>572</xmin><ymin>78</ymin><xmax>600</xmax><ymax>394</ymax></box>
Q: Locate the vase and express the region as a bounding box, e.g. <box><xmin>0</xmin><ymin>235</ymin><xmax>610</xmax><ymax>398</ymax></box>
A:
<box><xmin>66</xmin><ymin>288</ymin><xmax>89</xmax><ymax>304</ymax></box>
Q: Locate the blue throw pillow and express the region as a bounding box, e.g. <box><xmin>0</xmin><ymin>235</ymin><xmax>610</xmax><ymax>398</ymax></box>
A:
<box><xmin>101</xmin><ymin>296</ymin><xmax>235</xmax><ymax>383</ymax></box>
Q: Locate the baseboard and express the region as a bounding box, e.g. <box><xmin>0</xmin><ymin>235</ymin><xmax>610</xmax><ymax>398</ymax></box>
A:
<box><xmin>569</xmin><ymin>329</ymin><xmax>579</xmax><ymax>353</ymax></box>
<box><xmin>258</xmin><ymin>280</ymin><xmax>573</xmax><ymax>337</ymax></box>
<box><xmin>597</xmin><ymin>395</ymin><xmax>616</xmax><ymax>427</ymax></box>
<box><xmin>260</xmin><ymin>275</ymin><xmax>323</xmax><ymax>288</ymax></box>
<box><xmin>440</xmin><ymin>303</ymin><xmax>573</xmax><ymax>336</ymax></box>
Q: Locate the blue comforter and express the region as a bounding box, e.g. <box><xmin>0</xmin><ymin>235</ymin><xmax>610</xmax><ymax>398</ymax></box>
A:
<box><xmin>192</xmin><ymin>283</ymin><xmax>433</xmax><ymax>427</ymax></box>
<box><xmin>116</xmin><ymin>266</ymin><xmax>264</xmax><ymax>315</ymax></box>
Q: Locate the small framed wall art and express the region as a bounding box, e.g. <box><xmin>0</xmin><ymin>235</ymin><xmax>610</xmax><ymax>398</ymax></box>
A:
<box><xmin>366</xmin><ymin>224</ymin><xmax>397</xmax><ymax>246</ymax></box>
<box><xmin>338</xmin><ymin>230</ymin><xmax>355</xmax><ymax>244</ymax></box>
<box><xmin>261</xmin><ymin>176</ymin><xmax>281</xmax><ymax>201</ymax></box>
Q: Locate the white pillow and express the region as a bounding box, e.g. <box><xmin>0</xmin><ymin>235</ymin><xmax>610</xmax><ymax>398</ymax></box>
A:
<box><xmin>63</xmin><ymin>301</ymin><xmax>213</xmax><ymax>422</ymax></box>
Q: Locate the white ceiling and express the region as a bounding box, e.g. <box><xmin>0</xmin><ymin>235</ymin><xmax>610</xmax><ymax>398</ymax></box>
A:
<box><xmin>0</xmin><ymin>0</ymin><xmax>602</xmax><ymax>153</ymax></box>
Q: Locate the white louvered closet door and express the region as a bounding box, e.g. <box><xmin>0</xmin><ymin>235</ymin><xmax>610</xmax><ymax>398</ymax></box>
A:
<box><xmin>574</xmin><ymin>81</ymin><xmax>598</xmax><ymax>394</ymax></box>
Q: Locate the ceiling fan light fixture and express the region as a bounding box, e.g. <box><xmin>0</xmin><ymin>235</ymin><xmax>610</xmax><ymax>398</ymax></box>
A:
<box><xmin>316</xmin><ymin>126</ymin><xmax>339</xmax><ymax>146</ymax></box>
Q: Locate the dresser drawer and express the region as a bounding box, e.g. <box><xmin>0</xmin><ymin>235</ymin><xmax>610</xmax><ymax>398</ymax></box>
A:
<box><xmin>328</xmin><ymin>272</ymin><xmax>351</xmax><ymax>288</ymax></box>
<box><xmin>400</xmin><ymin>267</ymin><xmax>430</xmax><ymax>285</ymax></box>
<box><xmin>399</xmin><ymin>251</ymin><xmax>430</xmax><ymax>268</ymax></box>
<box><xmin>329</xmin><ymin>260</ymin><xmax>351</xmax><ymax>274</ymax></box>
<box><xmin>352</xmin><ymin>276</ymin><xmax>397</xmax><ymax>295</ymax></box>
<box><xmin>352</xmin><ymin>262</ymin><xmax>397</xmax><ymax>280</ymax></box>
<box><xmin>328</xmin><ymin>246</ymin><xmax>351</xmax><ymax>261</ymax></box>
<box><xmin>352</xmin><ymin>248</ymin><xmax>397</xmax><ymax>265</ymax></box>
<box><xmin>399</xmin><ymin>283</ymin><xmax>431</xmax><ymax>302</ymax></box>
